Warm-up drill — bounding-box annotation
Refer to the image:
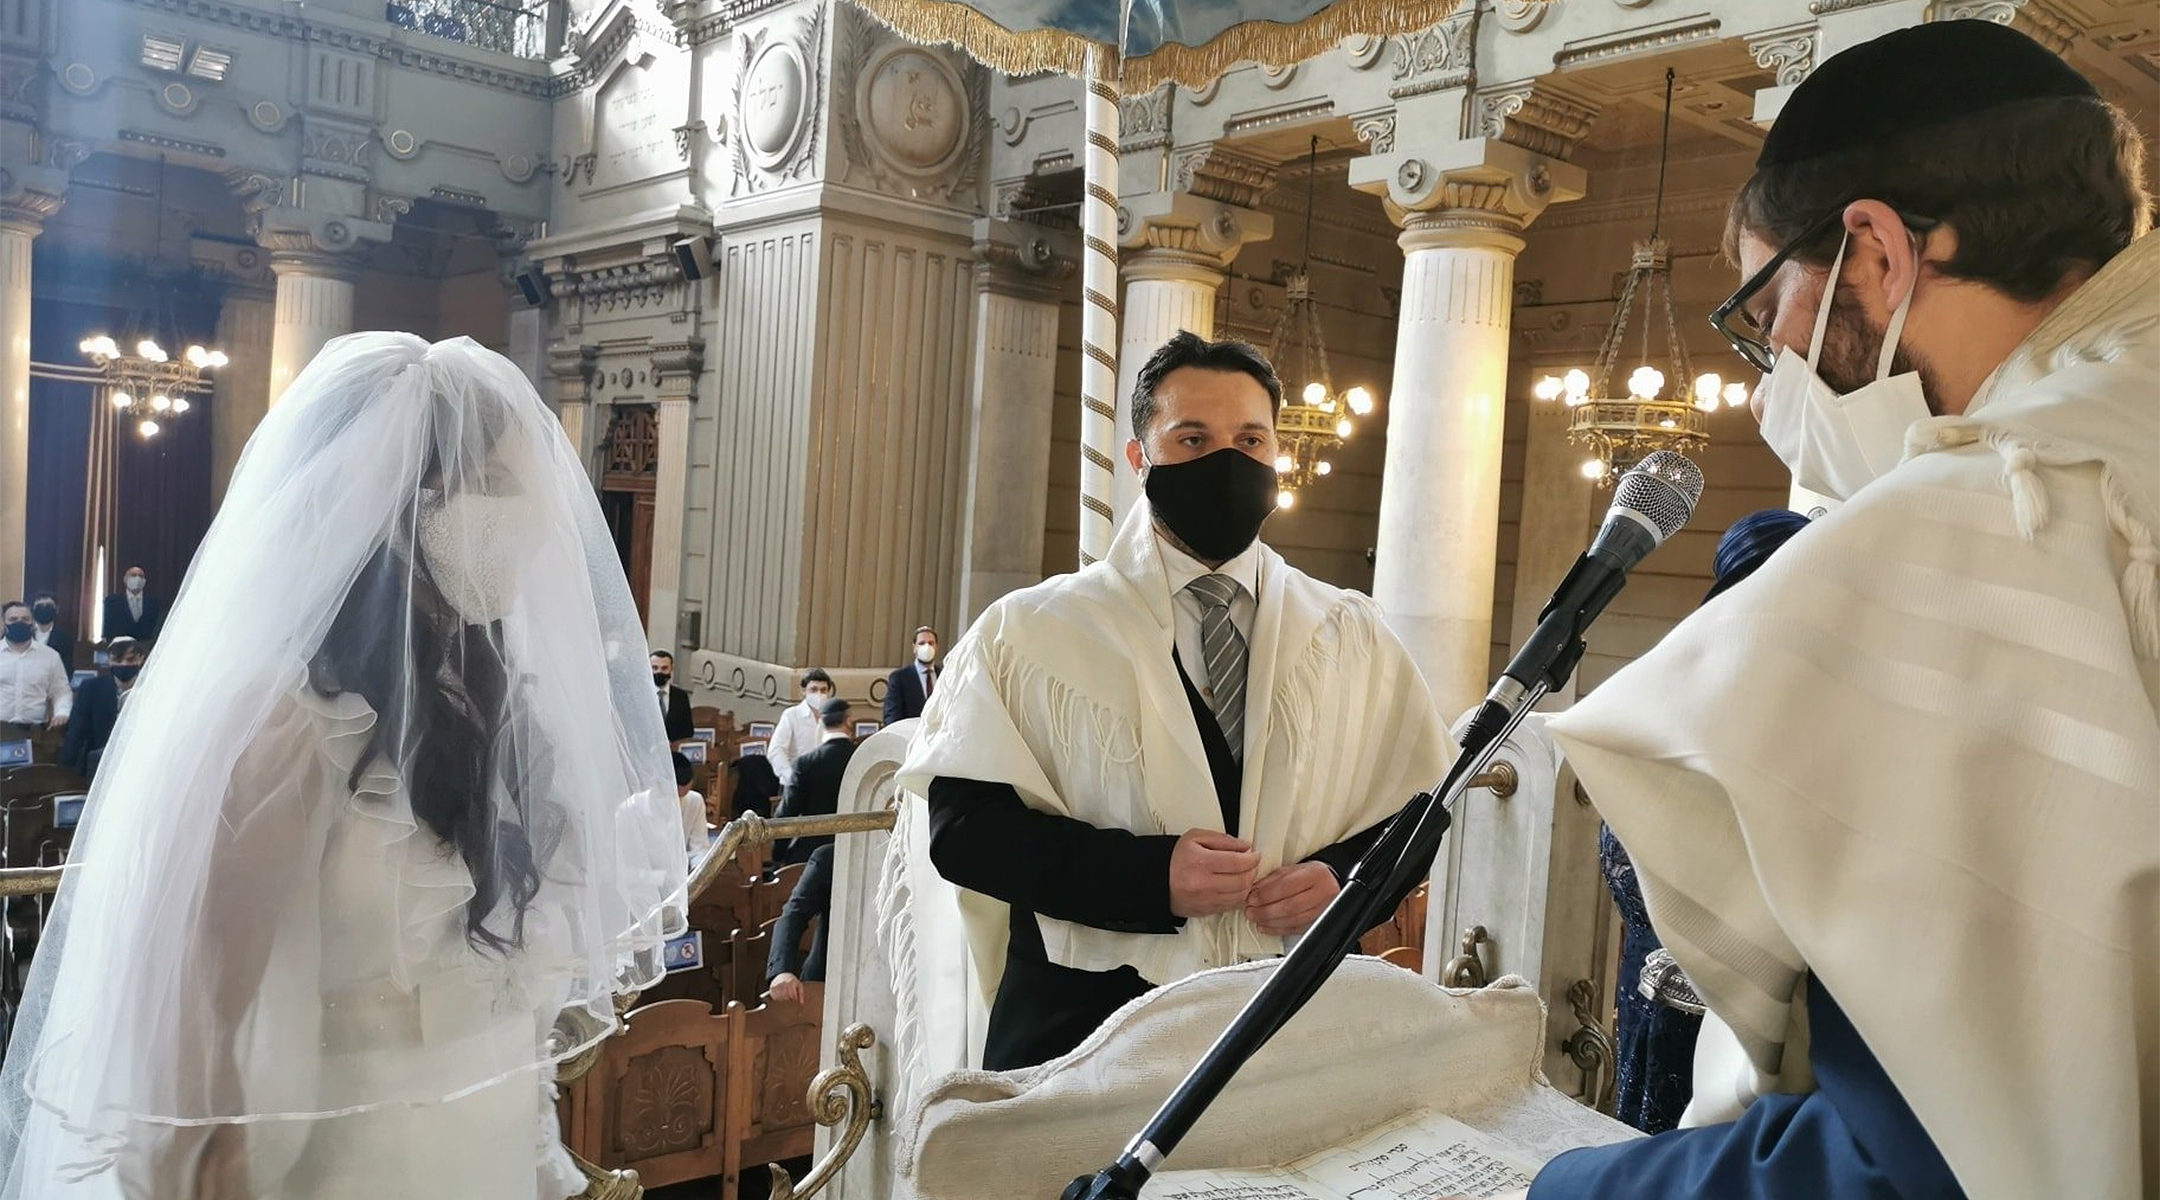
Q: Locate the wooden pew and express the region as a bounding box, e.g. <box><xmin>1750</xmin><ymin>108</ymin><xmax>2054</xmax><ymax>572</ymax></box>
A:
<box><xmin>562</xmin><ymin>984</ymin><xmax>826</xmax><ymax>1200</ymax></box>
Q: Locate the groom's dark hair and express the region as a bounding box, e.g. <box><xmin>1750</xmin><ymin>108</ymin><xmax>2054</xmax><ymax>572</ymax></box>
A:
<box><xmin>1130</xmin><ymin>331</ymin><xmax>1284</xmax><ymax>441</ymax></box>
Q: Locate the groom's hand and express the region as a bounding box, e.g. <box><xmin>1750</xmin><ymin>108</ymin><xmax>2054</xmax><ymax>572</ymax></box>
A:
<box><xmin>1169</xmin><ymin>830</ymin><xmax>1258</xmax><ymax>918</ymax></box>
<box><xmin>1245</xmin><ymin>862</ymin><xmax>1339</xmax><ymax>936</ymax></box>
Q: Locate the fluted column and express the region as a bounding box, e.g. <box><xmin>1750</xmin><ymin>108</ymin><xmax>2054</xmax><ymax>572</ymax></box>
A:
<box><xmin>210</xmin><ymin>282</ymin><xmax>276</xmax><ymax>504</ymax></box>
<box><xmin>1111</xmin><ymin>193</ymin><xmax>1271</xmax><ymax>522</ymax></box>
<box><xmin>548</xmin><ymin>342</ymin><xmax>599</xmax><ymax>473</ymax></box>
<box><xmin>1353</xmin><ymin>136</ymin><xmax>1583</xmax><ymax>716</ymax></box>
<box><xmin>960</xmin><ymin>220</ymin><xmax>1076</xmax><ymax>622</ymax></box>
<box><xmin>266</xmin><ymin>251</ymin><xmax>359</xmax><ymax>406</ymax></box>
<box><xmin>0</xmin><ymin>186</ymin><xmax>63</xmax><ymax>598</ymax></box>
<box><xmin>646</xmin><ymin>339</ymin><xmax>703</xmax><ymax>653</ymax></box>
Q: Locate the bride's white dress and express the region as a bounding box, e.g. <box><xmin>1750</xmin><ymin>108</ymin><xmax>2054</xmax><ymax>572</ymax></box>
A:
<box><xmin>237</xmin><ymin>686</ymin><xmax>584</xmax><ymax>1199</ymax></box>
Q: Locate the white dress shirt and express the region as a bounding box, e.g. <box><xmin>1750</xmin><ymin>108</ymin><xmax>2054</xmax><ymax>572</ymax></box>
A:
<box><xmin>767</xmin><ymin>698</ymin><xmax>824</xmax><ymax>787</ymax></box>
<box><xmin>0</xmin><ymin>641</ymin><xmax>72</xmax><ymax>725</ymax></box>
<box><xmin>1157</xmin><ymin>536</ymin><xmax>1262</xmax><ymax>708</ymax></box>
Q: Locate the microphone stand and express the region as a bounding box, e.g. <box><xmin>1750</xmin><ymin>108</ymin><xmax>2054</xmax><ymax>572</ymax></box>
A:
<box><xmin>1061</xmin><ymin>669</ymin><xmax>1564</xmax><ymax>1200</ymax></box>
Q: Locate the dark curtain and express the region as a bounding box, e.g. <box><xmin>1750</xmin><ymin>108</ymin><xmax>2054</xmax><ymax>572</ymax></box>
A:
<box><xmin>26</xmin><ymin>269</ymin><xmax>220</xmax><ymax>637</ymax></box>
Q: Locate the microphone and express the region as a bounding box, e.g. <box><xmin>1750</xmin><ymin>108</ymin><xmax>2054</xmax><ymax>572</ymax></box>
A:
<box><xmin>1460</xmin><ymin>451</ymin><xmax>1702</xmax><ymax>746</ymax></box>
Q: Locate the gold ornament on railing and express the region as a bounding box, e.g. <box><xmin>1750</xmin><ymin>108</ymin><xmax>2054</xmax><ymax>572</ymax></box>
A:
<box><xmin>1532</xmin><ymin>70</ymin><xmax>1746</xmax><ymax>484</ymax></box>
<box><xmin>1268</xmin><ymin>136</ymin><xmax>1380</xmax><ymax>511</ymax></box>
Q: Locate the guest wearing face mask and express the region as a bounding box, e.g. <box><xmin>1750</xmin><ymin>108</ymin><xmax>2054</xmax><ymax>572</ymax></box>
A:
<box><xmin>0</xmin><ymin>602</ymin><xmax>73</xmax><ymax>756</ymax></box>
<box><xmin>61</xmin><ymin>638</ymin><xmax>145</xmax><ymax>778</ymax></box>
<box><xmin>28</xmin><ymin>593</ymin><xmax>75</xmax><ymax>672</ymax></box>
<box><xmin>881</xmin><ymin>627</ymin><xmax>939</xmax><ymax>726</ymax></box>
<box><xmin>767</xmin><ymin>667</ymin><xmax>836</xmax><ymax>796</ymax></box>
<box><xmin>102</xmin><ymin>566</ymin><xmax>163</xmax><ymax>644</ymax></box>
<box><xmin>651</xmin><ymin>650</ymin><xmax>694</xmax><ymax>743</ymax></box>
<box><xmin>897</xmin><ymin>331</ymin><xmax>1454</xmax><ymax>1071</ymax></box>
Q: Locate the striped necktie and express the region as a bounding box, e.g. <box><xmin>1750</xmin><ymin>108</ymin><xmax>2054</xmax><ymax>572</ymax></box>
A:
<box><xmin>1184</xmin><ymin>573</ymin><xmax>1247</xmax><ymax>753</ymax></box>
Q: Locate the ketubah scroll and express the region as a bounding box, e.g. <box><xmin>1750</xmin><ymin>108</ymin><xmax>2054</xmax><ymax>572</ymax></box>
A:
<box><xmin>896</xmin><ymin>960</ymin><xmax>1637</xmax><ymax>1200</ymax></box>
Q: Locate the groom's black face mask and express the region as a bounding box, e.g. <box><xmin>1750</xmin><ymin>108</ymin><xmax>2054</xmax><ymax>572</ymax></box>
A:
<box><xmin>1143</xmin><ymin>447</ymin><xmax>1278</xmax><ymax>562</ymax></box>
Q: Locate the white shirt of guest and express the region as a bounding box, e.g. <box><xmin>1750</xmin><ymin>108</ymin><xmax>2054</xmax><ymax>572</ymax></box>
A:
<box><xmin>767</xmin><ymin>697</ymin><xmax>825</xmax><ymax>787</ymax></box>
<box><xmin>1157</xmin><ymin>533</ymin><xmax>1262</xmax><ymax>713</ymax></box>
<box><xmin>678</xmin><ymin>788</ymin><xmax>708</xmax><ymax>856</ymax></box>
<box><xmin>0</xmin><ymin>640</ymin><xmax>72</xmax><ymax>725</ymax></box>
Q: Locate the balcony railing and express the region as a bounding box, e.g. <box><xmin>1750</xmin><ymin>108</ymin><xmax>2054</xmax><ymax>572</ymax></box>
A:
<box><xmin>385</xmin><ymin>0</ymin><xmax>549</xmax><ymax>60</ymax></box>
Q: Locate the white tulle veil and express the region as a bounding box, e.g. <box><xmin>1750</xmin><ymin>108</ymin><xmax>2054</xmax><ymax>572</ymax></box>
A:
<box><xmin>0</xmin><ymin>333</ymin><xmax>687</xmax><ymax>1194</ymax></box>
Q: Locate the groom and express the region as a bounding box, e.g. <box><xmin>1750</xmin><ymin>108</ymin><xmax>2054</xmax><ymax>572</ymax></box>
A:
<box><xmin>899</xmin><ymin>331</ymin><xmax>1454</xmax><ymax>1071</ymax></box>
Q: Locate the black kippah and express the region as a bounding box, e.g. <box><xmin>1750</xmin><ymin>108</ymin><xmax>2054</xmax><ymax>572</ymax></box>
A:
<box><xmin>1757</xmin><ymin>20</ymin><xmax>2097</xmax><ymax>169</ymax></box>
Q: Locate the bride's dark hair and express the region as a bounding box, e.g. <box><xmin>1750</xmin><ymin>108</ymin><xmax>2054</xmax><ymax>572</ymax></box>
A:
<box><xmin>308</xmin><ymin>540</ymin><xmax>548</xmax><ymax>953</ymax></box>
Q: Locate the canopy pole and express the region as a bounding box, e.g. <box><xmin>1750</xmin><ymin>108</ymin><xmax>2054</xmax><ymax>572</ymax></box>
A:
<box><xmin>1076</xmin><ymin>42</ymin><xmax>1121</xmax><ymax>565</ymax></box>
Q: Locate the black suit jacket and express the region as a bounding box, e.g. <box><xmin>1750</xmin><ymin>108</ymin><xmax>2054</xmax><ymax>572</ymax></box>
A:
<box><xmin>882</xmin><ymin>663</ymin><xmax>934</xmax><ymax>725</ymax></box>
<box><xmin>60</xmin><ymin>675</ymin><xmax>126</xmax><ymax>778</ymax></box>
<box><xmin>767</xmin><ymin>842</ymin><xmax>833</xmax><ymax>985</ymax></box>
<box><xmin>777</xmin><ymin>736</ymin><xmax>857</xmax><ymax>864</ymax></box>
<box><xmin>38</xmin><ymin>628</ymin><xmax>75</xmax><ymax>672</ymax></box>
<box><xmin>101</xmin><ymin>594</ymin><xmax>162</xmax><ymax>643</ymax></box>
<box><xmin>927</xmin><ymin>652</ymin><xmax>1420</xmax><ymax>1071</ymax></box>
<box><xmin>661</xmin><ymin>685</ymin><xmax>693</xmax><ymax>742</ymax></box>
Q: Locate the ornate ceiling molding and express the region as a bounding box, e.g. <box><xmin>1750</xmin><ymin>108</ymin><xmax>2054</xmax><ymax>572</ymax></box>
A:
<box><xmin>1171</xmin><ymin>144</ymin><xmax>1278</xmax><ymax>210</ymax></box>
<box><xmin>1471</xmin><ymin>82</ymin><xmax>1601</xmax><ymax>163</ymax></box>
<box><xmin>1390</xmin><ymin>10</ymin><xmax>1475</xmax><ymax>99</ymax></box>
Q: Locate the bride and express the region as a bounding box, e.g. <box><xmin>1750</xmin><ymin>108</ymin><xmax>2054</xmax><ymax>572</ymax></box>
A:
<box><xmin>0</xmin><ymin>334</ymin><xmax>688</xmax><ymax>1198</ymax></box>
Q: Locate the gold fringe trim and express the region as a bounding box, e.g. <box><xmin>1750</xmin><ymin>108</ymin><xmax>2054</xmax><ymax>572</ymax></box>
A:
<box><xmin>851</xmin><ymin>0</ymin><xmax>1492</xmax><ymax>92</ymax></box>
<box><xmin>1122</xmin><ymin>0</ymin><xmax>1472</xmax><ymax>92</ymax></box>
<box><xmin>849</xmin><ymin>0</ymin><xmax>1097</xmax><ymax>81</ymax></box>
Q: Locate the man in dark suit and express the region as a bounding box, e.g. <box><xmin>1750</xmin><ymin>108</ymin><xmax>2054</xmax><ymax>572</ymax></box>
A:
<box><xmin>29</xmin><ymin>594</ymin><xmax>75</xmax><ymax>671</ymax></box>
<box><xmin>880</xmin><ymin>625</ymin><xmax>939</xmax><ymax>725</ymax></box>
<box><xmin>651</xmin><ymin>649</ymin><xmax>694</xmax><ymax>742</ymax></box>
<box><xmin>61</xmin><ymin>638</ymin><xmax>144</xmax><ymax>778</ymax></box>
<box><xmin>101</xmin><ymin>566</ymin><xmax>162</xmax><ymax>643</ymax></box>
<box><xmin>776</xmin><ymin>696</ymin><xmax>856</xmax><ymax>865</ymax></box>
<box><xmin>765</xmin><ymin>842</ymin><xmax>832</xmax><ymax>1005</ymax></box>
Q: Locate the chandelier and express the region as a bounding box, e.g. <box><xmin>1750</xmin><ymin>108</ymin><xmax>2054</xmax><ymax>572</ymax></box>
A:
<box><xmin>78</xmin><ymin>334</ymin><xmax>225</xmax><ymax>439</ymax></box>
<box><xmin>1532</xmin><ymin>71</ymin><xmax>1747</xmax><ymax>484</ymax></box>
<box><xmin>1267</xmin><ymin>137</ymin><xmax>1378</xmax><ymax>510</ymax></box>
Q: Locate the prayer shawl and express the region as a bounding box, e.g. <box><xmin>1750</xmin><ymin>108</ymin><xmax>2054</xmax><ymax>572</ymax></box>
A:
<box><xmin>897</xmin><ymin>503</ymin><xmax>1454</xmax><ymax>1009</ymax></box>
<box><xmin>1548</xmin><ymin>232</ymin><xmax>2160</xmax><ymax>1199</ymax></box>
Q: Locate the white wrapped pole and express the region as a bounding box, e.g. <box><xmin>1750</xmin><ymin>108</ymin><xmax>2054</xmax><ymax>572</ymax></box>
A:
<box><xmin>1077</xmin><ymin>43</ymin><xmax>1121</xmax><ymax>566</ymax></box>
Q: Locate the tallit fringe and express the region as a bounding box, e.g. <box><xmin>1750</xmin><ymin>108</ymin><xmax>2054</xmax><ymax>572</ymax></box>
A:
<box><xmin>984</xmin><ymin>636</ymin><xmax>1144</xmax><ymax>778</ymax></box>
<box><xmin>873</xmin><ymin>797</ymin><xmax>927</xmax><ymax>1114</ymax></box>
<box><xmin>1915</xmin><ymin>423</ymin><xmax>2160</xmax><ymax>659</ymax></box>
<box><xmin>1270</xmin><ymin>599</ymin><xmax>1376</xmax><ymax>747</ymax></box>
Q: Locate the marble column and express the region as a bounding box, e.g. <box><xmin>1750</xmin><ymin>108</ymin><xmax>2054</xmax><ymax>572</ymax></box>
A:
<box><xmin>548</xmin><ymin>342</ymin><xmax>599</xmax><ymax>477</ymax></box>
<box><xmin>645</xmin><ymin>339</ymin><xmax>703</xmax><ymax>654</ymax></box>
<box><xmin>266</xmin><ymin>251</ymin><xmax>360</xmax><ymax>407</ymax></box>
<box><xmin>210</xmin><ymin>283</ymin><xmax>276</xmax><ymax>505</ymax></box>
<box><xmin>505</xmin><ymin>303</ymin><xmax>548</xmax><ymax>398</ymax></box>
<box><xmin>0</xmin><ymin>187</ymin><xmax>62</xmax><ymax>598</ymax></box>
<box><xmin>1111</xmin><ymin>193</ymin><xmax>1271</xmax><ymax>523</ymax></box>
<box><xmin>1352</xmin><ymin>138</ymin><xmax>1583</xmax><ymax>718</ymax></box>
<box><xmin>959</xmin><ymin>220</ymin><xmax>1075</xmax><ymax>623</ymax></box>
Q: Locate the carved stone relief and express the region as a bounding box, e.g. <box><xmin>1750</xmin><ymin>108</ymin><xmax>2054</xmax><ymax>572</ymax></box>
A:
<box><xmin>1119</xmin><ymin>84</ymin><xmax>1172</xmax><ymax>152</ymax></box>
<box><xmin>1472</xmin><ymin>83</ymin><xmax>1599</xmax><ymax>162</ymax></box>
<box><xmin>1352</xmin><ymin>112</ymin><xmax>1396</xmax><ymax>156</ymax></box>
<box><xmin>732</xmin><ymin>3</ymin><xmax>824</xmax><ymax>194</ymax></box>
<box><xmin>1390</xmin><ymin>11</ymin><xmax>1474</xmax><ymax>99</ymax></box>
<box><xmin>1496</xmin><ymin>0</ymin><xmax>1548</xmax><ymax>34</ymax></box>
<box><xmin>1747</xmin><ymin>29</ymin><xmax>1818</xmax><ymax>86</ymax></box>
<box><xmin>834</xmin><ymin>10</ymin><xmax>982</xmax><ymax>203</ymax></box>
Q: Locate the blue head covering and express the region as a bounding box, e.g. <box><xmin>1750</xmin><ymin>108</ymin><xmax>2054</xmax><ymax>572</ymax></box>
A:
<box><xmin>1705</xmin><ymin>509</ymin><xmax>1812</xmax><ymax>602</ymax></box>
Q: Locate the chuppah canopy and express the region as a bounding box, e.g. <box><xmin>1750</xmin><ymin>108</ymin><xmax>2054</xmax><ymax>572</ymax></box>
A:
<box><xmin>849</xmin><ymin>0</ymin><xmax>1471</xmax><ymax>565</ymax></box>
